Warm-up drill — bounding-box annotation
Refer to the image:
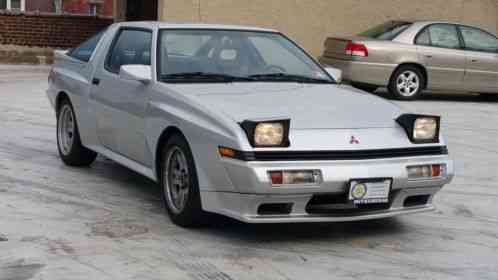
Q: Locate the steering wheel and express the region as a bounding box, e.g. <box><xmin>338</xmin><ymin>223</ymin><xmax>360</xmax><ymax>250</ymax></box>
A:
<box><xmin>262</xmin><ymin>64</ymin><xmax>287</xmax><ymax>74</ymax></box>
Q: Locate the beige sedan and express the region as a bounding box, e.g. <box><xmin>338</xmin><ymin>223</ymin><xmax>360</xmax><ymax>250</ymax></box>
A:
<box><xmin>319</xmin><ymin>20</ymin><xmax>498</xmax><ymax>100</ymax></box>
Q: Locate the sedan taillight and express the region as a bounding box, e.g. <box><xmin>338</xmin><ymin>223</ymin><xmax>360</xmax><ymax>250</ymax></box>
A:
<box><xmin>345</xmin><ymin>41</ymin><xmax>368</xmax><ymax>57</ymax></box>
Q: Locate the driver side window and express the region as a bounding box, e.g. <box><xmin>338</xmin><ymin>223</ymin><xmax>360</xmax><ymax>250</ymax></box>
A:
<box><xmin>105</xmin><ymin>29</ymin><xmax>152</xmax><ymax>74</ymax></box>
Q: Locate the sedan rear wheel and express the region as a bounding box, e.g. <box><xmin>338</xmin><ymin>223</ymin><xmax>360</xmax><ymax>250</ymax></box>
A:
<box><xmin>389</xmin><ymin>66</ymin><xmax>425</xmax><ymax>100</ymax></box>
<box><xmin>56</xmin><ymin>99</ymin><xmax>97</xmax><ymax>166</ymax></box>
<box><xmin>161</xmin><ymin>134</ymin><xmax>207</xmax><ymax>227</ymax></box>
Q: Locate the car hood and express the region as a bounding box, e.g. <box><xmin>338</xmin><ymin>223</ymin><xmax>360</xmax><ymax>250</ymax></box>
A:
<box><xmin>175</xmin><ymin>83</ymin><xmax>403</xmax><ymax>129</ymax></box>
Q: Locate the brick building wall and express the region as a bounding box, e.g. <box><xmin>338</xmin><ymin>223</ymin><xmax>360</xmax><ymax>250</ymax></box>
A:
<box><xmin>0</xmin><ymin>12</ymin><xmax>112</xmax><ymax>48</ymax></box>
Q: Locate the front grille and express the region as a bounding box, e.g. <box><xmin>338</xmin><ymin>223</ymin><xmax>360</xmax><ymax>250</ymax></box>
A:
<box><xmin>234</xmin><ymin>146</ymin><xmax>448</xmax><ymax>162</ymax></box>
<box><xmin>305</xmin><ymin>191</ymin><xmax>398</xmax><ymax>215</ymax></box>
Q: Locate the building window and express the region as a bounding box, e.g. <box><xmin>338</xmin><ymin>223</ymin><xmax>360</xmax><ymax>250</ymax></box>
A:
<box><xmin>0</xmin><ymin>0</ymin><xmax>25</xmax><ymax>11</ymax></box>
<box><xmin>89</xmin><ymin>3</ymin><xmax>98</xmax><ymax>16</ymax></box>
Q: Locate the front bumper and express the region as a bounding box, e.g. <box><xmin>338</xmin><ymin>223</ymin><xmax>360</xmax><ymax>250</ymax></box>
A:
<box><xmin>201</xmin><ymin>154</ymin><xmax>453</xmax><ymax>223</ymax></box>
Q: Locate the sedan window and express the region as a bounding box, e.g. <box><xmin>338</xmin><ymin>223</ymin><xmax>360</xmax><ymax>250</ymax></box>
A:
<box><xmin>106</xmin><ymin>29</ymin><xmax>152</xmax><ymax>74</ymax></box>
<box><xmin>426</xmin><ymin>24</ymin><xmax>461</xmax><ymax>49</ymax></box>
<box><xmin>358</xmin><ymin>21</ymin><xmax>412</xmax><ymax>40</ymax></box>
<box><xmin>415</xmin><ymin>29</ymin><xmax>431</xmax><ymax>46</ymax></box>
<box><xmin>459</xmin><ymin>26</ymin><xmax>498</xmax><ymax>53</ymax></box>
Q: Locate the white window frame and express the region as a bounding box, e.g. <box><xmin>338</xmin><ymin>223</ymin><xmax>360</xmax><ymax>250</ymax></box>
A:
<box><xmin>4</xmin><ymin>0</ymin><xmax>25</xmax><ymax>11</ymax></box>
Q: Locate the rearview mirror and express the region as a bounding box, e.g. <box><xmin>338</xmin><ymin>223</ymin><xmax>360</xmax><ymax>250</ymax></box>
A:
<box><xmin>120</xmin><ymin>65</ymin><xmax>152</xmax><ymax>83</ymax></box>
<box><xmin>324</xmin><ymin>67</ymin><xmax>342</xmax><ymax>84</ymax></box>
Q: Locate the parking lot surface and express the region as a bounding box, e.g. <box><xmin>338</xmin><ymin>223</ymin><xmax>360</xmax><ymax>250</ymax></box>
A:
<box><xmin>0</xmin><ymin>65</ymin><xmax>497</xmax><ymax>280</ymax></box>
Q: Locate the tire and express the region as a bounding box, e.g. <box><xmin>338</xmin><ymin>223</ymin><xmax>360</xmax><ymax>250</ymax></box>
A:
<box><xmin>56</xmin><ymin>98</ymin><xmax>97</xmax><ymax>166</ymax></box>
<box><xmin>351</xmin><ymin>82</ymin><xmax>378</xmax><ymax>93</ymax></box>
<box><xmin>388</xmin><ymin>65</ymin><xmax>425</xmax><ymax>100</ymax></box>
<box><xmin>160</xmin><ymin>133</ymin><xmax>207</xmax><ymax>227</ymax></box>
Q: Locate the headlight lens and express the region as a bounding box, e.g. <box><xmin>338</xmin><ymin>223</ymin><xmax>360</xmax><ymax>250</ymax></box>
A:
<box><xmin>240</xmin><ymin>119</ymin><xmax>290</xmax><ymax>147</ymax></box>
<box><xmin>396</xmin><ymin>114</ymin><xmax>440</xmax><ymax>143</ymax></box>
<box><xmin>414</xmin><ymin>117</ymin><xmax>438</xmax><ymax>140</ymax></box>
<box><xmin>254</xmin><ymin>122</ymin><xmax>284</xmax><ymax>146</ymax></box>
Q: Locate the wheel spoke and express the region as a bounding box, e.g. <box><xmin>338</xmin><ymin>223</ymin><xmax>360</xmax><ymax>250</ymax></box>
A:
<box><xmin>164</xmin><ymin>146</ymin><xmax>191</xmax><ymax>214</ymax></box>
<box><xmin>407</xmin><ymin>73</ymin><xmax>415</xmax><ymax>81</ymax></box>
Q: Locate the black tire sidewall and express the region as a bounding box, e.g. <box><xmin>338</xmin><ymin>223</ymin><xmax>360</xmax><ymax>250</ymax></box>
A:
<box><xmin>160</xmin><ymin>134</ymin><xmax>205</xmax><ymax>227</ymax></box>
<box><xmin>389</xmin><ymin>66</ymin><xmax>424</xmax><ymax>100</ymax></box>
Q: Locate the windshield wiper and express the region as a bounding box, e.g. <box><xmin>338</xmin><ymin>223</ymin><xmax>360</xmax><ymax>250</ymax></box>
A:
<box><xmin>249</xmin><ymin>73</ymin><xmax>333</xmax><ymax>84</ymax></box>
<box><xmin>160</xmin><ymin>72</ymin><xmax>255</xmax><ymax>82</ymax></box>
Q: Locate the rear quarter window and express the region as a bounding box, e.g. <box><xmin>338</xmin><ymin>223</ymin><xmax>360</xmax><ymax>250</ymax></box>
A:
<box><xmin>359</xmin><ymin>21</ymin><xmax>412</xmax><ymax>40</ymax></box>
<box><xmin>68</xmin><ymin>31</ymin><xmax>105</xmax><ymax>62</ymax></box>
<box><xmin>415</xmin><ymin>29</ymin><xmax>431</xmax><ymax>45</ymax></box>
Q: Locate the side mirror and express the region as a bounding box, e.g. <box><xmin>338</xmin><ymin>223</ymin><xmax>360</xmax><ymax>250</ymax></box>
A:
<box><xmin>324</xmin><ymin>67</ymin><xmax>342</xmax><ymax>84</ymax></box>
<box><xmin>120</xmin><ymin>65</ymin><xmax>152</xmax><ymax>83</ymax></box>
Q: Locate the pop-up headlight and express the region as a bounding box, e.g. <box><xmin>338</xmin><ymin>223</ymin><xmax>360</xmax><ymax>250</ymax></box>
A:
<box><xmin>396</xmin><ymin>114</ymin><xmax>440</xmax><ymax>143</ymax></box>
<box><xmin>240</xmin><ymin>119</ymin><xmax>290</xmax><ymax>147</ymax></box>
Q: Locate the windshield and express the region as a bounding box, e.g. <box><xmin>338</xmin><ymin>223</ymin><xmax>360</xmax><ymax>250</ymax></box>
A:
<box><xmin>158</xmin><ymin>29</ymin><xmax>333</xmax><ymax>83</ymax></box>
<box><xmin>359</xmin><ymin>21</ymin><xmax>412</xmax><ymax>40</ymax></box>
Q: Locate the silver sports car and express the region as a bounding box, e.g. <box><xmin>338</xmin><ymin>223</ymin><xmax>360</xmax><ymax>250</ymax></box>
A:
<box><xmin>320</xmin><ymin>20</ymin><xmax>498</xmax><ymax>100</ymax></box>
<box><xmin>47</xmin><ymin>22</ymin><xmax>454</xmax><ymax>227</ymax></box>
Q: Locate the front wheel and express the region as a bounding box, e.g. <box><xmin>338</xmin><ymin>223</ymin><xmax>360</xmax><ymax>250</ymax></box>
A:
<box><xmin>388</xmin><ymin>66</ymin><xmax>425</xmax><ymax>100</ymax></box>
<box><xmin>56</xmin><ymin>99</ymin><xmax>97</xmax><ymax>166</ymax></box>
<box><xmin>160</xmin><ymin>134</ymin><xmax>207</xmax><ymax>227</ymax></box>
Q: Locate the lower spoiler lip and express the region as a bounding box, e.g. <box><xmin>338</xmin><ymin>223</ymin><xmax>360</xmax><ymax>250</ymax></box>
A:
<box><xmin>225</xmin><ymin>146</ymin><xmax>448</xmax><ymax>162</ymax></box>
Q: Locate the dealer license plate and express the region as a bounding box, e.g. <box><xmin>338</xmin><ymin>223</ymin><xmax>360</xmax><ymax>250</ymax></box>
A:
<box><xmin>348</xmin><ymin>179</ymin><xmax>392</xmax><ymax>205</ymax></box>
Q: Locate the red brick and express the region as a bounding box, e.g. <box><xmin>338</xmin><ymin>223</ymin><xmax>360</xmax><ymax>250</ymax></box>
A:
<box><xmin>0</xmin><ymin>13</ymin><xmax>112</xmax><ymax>48</ymax></box>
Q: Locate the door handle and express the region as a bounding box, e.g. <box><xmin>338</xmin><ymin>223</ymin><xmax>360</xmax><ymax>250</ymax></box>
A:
<box><xmin>425</xmin><ymin>55</ymin><xmax>433</xmax><ymax>58</ymax></box>
<box><xmin>471</xmin><ymin>59</ymin><xmax>478</xmax><ymax>63</ymax></box>
<box><xmin>92</xmin><ymin>78</ymin><xmax>100</xmax><ymax>86</ymax></box>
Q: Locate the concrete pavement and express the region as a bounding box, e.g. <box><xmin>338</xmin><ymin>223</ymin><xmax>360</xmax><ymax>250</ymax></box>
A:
<box><xmin>0</xmin><ymin>66</ymin><xmax>497</xmax><ymax>280</ymax></box>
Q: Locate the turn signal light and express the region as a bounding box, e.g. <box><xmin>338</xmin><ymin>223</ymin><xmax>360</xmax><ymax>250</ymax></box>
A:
<box><xmin>407</xmin><ymin>164</ymin><xmax>446</xmax><ymax>180</ymax></box>
<box><xmin>268</xmin><ymin>170</ymin><xmax>322</xmax><ymax>186</ymax></box>
<box><xmin>218</xmin><ymin>147</ymin><xmax>236</xmax><ymax>158</ymax></box>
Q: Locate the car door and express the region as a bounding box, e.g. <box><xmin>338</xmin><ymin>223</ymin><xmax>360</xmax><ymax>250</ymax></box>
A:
<box><xmin>458</xmin><ymin>25</ymin><xmax>498</xmax><ymax>93</ymax></box>
<box><xmin>89</xmin><ymin>28</ymin><xmax>153</xmax><ymax>166</ymax></box>
<box><xmin>415</xmin><ymin>24</ymin><xmax>466</xmax><ymax>91</ymax></box>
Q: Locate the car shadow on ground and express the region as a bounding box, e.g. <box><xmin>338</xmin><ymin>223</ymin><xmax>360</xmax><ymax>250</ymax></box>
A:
<box><xmin>195</xmin><ymin>215</ymin><xmax>408</xmax><ymax>243</ymax></box>
<box><xmin>374</xmin><ymin>89</ymin><xmax>498</xmax><ymax>103</ymax></box>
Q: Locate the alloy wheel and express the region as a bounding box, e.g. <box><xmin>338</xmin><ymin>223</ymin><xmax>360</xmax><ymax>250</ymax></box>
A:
<box><xmin>396</xmin><ymin>70</ymin><xmax>420</xmax><ymax>97</ymax></box>
<box><xmin>163</xmin><ymin>146</ymin><xmax>191</xmax><ymax>214</ymax></box>
<box><xmin>58</xmin><ymin>105</ymin><xmax>75</xmax><ymax>155</ymax></box>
